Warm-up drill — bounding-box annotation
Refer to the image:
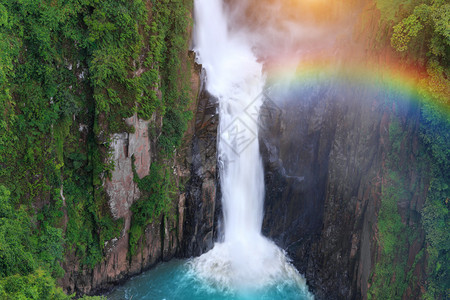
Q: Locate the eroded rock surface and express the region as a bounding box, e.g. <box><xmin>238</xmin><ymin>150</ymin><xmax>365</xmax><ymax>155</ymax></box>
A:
<box><xmin>61</xmin><ymin>56</ymin><xmax>203</xmax><ymax>296</ymax></box>
<box><xmin>259</xmin><ymin>81</ymin><xmax>427</xmax><ymax>299</ymax></box>
<box><xmin>105</xmin><ymin>114</ymin><xmax>151</xmax><ymax>219</ymax></box>
<box><xmin>182</xmin><ymin>74</ymin><xmax>221</xmax><ymax>257</ymax></box>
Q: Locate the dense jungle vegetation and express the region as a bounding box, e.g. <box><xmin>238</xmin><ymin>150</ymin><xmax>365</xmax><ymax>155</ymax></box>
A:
<box><xmin>367</xmin><ymin>0</ymin><xmax>449</xmax><ymax>298</ymax></box>
<box><xmin>0</xmin><ymin>0</ymin><xmax>192</xmax><ymax>297</ymax></box>
<box><xmin>0</xmin><ymin>0</ymin><xmax>447</xmax><ymax>298</ymax></box>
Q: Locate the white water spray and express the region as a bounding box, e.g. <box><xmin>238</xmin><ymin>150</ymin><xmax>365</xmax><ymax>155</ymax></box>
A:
<box><xmin>194</xmin><ymin>0</ymin><xmax>265</xmax><ymax>249</ymax></box>
<box><xmin>190</xmin><ymin>0</ymin><xmax>312</xmax><ymax>296</ymax></box>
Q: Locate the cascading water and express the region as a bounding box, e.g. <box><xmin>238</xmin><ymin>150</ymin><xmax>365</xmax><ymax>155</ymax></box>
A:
<box><xmin>189</xmin><ymin>0</ymin><xmax>313</xmax><ymax>296</ymax></box>
<box><xmin>108</xmin><ymin>1</ymin><xmax>313</xmax><ymax>298</ymax></box>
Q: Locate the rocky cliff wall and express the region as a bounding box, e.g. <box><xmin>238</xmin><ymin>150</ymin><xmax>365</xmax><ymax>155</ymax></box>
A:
<box><xmin>60</xmin><ymin>55</ymin><xmax>203</xmax><ymax>296</ymax></box>
<box><xmin>59</xmin><ymin>1</ymin><xmax>435</xmax><ymax>297</ymax></box>
<box><xmin>181</xmin><ymin>73</ymin><xmax>221</xmax><ymax>257</ymax></box>
<box><xmin>259</xmin><ymin>80</ymin><xmax>428</xmax><ymax>299</ymax></box>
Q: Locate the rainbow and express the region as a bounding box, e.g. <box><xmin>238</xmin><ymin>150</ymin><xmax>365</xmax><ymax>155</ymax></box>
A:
<box><xmin>263</xmin><ymin>55</ymin><xmax>450</xmax><ymax>119</ymax></box>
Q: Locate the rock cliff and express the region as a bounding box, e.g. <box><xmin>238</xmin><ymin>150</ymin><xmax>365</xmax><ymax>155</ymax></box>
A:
<box><xmin>259</xmin><ymin>80</ymin><xmax>428</xmax><ymax>299</ymax></box>
<box><xmin>60</xmin><ymin>56</ymin><xmax>203</xmax><ymax>296</ymax></box>
<box><xmin>181</xmin><ymin>73</ymin><xmax>221</xmax><ymax>257</ymax></box>
<box><xmin>59</xmin><ymin>1</ymin><xmax>438</xmax><ymax>298</ymax></box>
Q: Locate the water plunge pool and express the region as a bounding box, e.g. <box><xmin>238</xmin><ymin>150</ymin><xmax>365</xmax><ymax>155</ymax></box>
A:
<box><xmin>106</xmin><ymin>259</ymin><xmax>312</xmax><ymax>300</ymax></box>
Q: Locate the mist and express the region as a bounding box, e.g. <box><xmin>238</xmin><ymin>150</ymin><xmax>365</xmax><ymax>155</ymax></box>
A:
<box><xmin>217</xmin><ymin>0</ymin><xmax>365</xmax><ymax>71</ymax></box>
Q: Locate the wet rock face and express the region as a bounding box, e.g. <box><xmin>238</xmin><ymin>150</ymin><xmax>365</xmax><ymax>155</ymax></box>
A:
<box><xmin>61</xmin><ymin>111</ymin><xmax>183</xmax><ymax>296</ymax></box>
<box><xmin>105</xmin><ymin>114</ymin><xmax>152</xmax><ymax>219</ymax></box>
<box><xmin>182</xmin><ymin>77</ymin><xmax>221</xmax><ymax>257</ymax></box>
<box><xmin>61</xmin><ymin>57</ymin><xmax>202</xmax><ymax>296</ymax></box>
<box><xmin>259</xmin><ymin>81</ymin><xmax>425</xmax><ymax>299</ymax></box>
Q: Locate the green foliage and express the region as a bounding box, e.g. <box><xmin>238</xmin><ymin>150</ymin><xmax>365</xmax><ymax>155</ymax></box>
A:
<box><xmin>0</xmin><ymin>0</ymin><xmax>193</xmax><ymax>297</ymax></box>
<box><xmin>377</xmin><ymin>170</ymin><xmax>407</xmax><ymax>256</ymax></box>
<box><xmin>0</xmin><ymin>185</ymin><xmax>65</xmax><ymax>277</ymax></box>
<box><xmin>128</xmin><ymin>162</ymin><xmax>177</xmax><ymax>256</ymax></box>
<box><xmin>376</xmin><ymin>0</ymin><xmax>414</xmax><ymax>22</ymax></box>
<box><xmin>0</xmin><ymin>186</ymin><xmax>36</xmax><ymax>277</ymax></box>
<box><xmin>62</xmin><ymin>140</ymin><xmax>123</xmax><ymax>268</ymax></box>
<box><xmin>391</xmin><ymin>14</ymin><xmax>424</xmax><ymax>52</ymax></box>
<box><xmin>147</xmin><ymin>0</ymin><xmax>193</xmax><ymax>151</ymax></box>
<box><xmin>159</xmin><ymin>108</ymin><xmax>192</xmax><ymax>153</ymax></box>
<box><xmin>0</xmin><ymin>269</ymin><xmax>69</xmax><ymax>300</ymax></box>
<box><xmin>368</xmin><ymin>117</ymin><xmax>421</xmax><ymax>300</ymax></box>
<box><xmin>121</xmin><ymin>0</ymin><xmax>193</xmax><ymax>258</ymax></box>
<box><xmin>369</xmin><ymin>102</ymin><xmax>449</xmax><ymax>299</ymax></box>
<box><xmin>368</xmin><ymin>171</ymin><xmax>410</xmax><ymax>300</ymax></box>
<box><xmin>373</xmin><ymin>0</ymin><xmax>449</xmax><ymax>297</ymax></box>
<box><xmin>0</xmin><ymin>268</ymin><xmax>106</xmax><ymax>299</ymax></box>
<box><xmin>85</xmin><ymin>0</ymin><xmax>193</xmax><ymax>135</ymax></box>
<box><xmin>0</xmin><ymin>186</ymin><xmax>67</xmax><ymax>298</ymax></box>
<box><xmin>390</xmin><ymin>1</ymin><xmax>449</xmax><ymax>79</ymax></box>
<box><xmin>420</xmin><ymin>104</ymin><xmax>450</xmax><ymax>299</ymax></box>
<box><xmin>86</xmin><ymin>0</ymin><xmax>147</xmax><ymax>132</ymax></box>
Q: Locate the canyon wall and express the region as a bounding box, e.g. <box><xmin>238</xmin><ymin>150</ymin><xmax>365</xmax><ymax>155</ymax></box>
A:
<box><xmin>60</xmin><ymin>56</ymin><xmax>203</xmax><ymax>296</ymax></box>
<box><xmin>60</xmin><ymin>1</ymin><xmax>440</xmax><ymax>298</ymax></box>
<box><xmin>259</xmin><ymin>81</ymin><xmax>428</xmax><ymax>299</ymax></box>
<box><xmin>181</xmin><ymin>78</ymin><xmax>221</xmax><ymax>257</ymax></box>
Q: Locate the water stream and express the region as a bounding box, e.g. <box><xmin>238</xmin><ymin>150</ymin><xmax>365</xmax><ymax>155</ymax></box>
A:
<box><xmin>188</xmin><ymin>0</ymin><xmax>311</xmax><ymax>293</ymax></box>
<box><xmin>108</xmin><ymin>0</ymin><xmax>312</xmax><ymax>298</ymax></box>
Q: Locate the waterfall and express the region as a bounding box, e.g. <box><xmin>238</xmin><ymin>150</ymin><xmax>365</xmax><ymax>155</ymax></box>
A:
<box><xmin>189</xmin><ymin>0</ymin><xmax>313</xmax><ymax>297</ymax></box>
<box><xmin>194</xmin><ymin>0</ymin><xmax>265</xmax><ymax>246</ymax></box>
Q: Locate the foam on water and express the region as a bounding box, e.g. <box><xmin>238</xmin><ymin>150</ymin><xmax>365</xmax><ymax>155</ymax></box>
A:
<box><xmin>108</xmin><ymin>1</ymin><xmax>313</xmax><ymax>298</ymax></box>
<box><xmin>189</xmin><ymin>0</ymin><xmax>313</xmax><ymax>296</ymax></box>
<box><xmin>107</xmin><ymin>259</ymin><xmax>312</xmax><ymax>299</ymax></box>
